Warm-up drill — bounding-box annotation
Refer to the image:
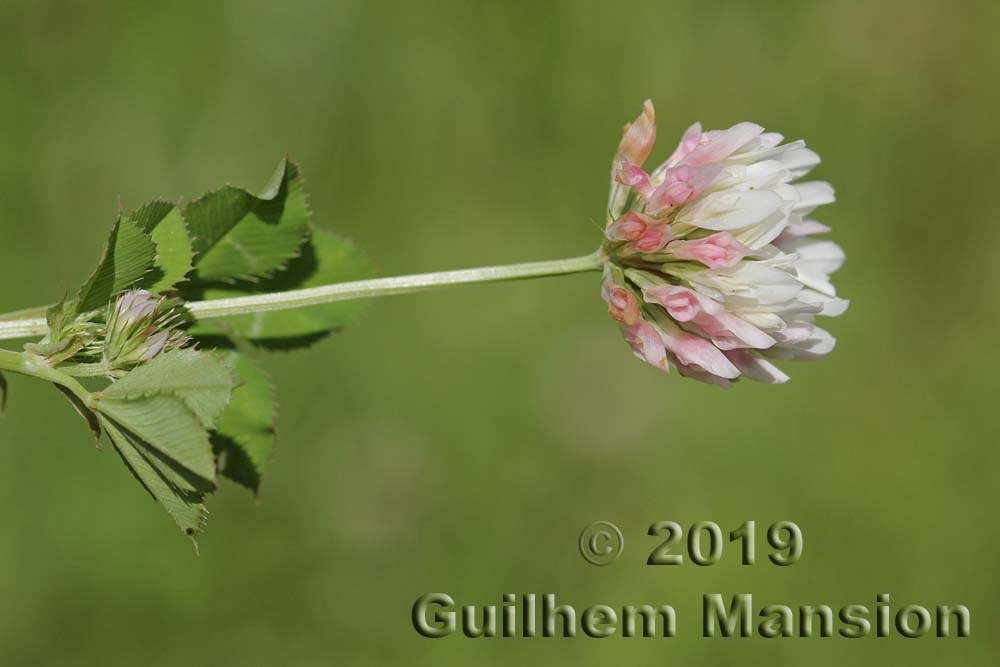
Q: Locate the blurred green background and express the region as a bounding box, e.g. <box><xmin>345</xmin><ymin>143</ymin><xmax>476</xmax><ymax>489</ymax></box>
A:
<box><xmin>1</xmin><ymin>0</ymin><xmax>997</xmax><ymax>664</ymax></box>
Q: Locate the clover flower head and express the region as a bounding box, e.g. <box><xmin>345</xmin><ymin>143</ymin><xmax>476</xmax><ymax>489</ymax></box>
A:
<box><xmin>104</xmin><ymin>289</ymin><xmax>190</xmax><ymax>369</ymax></box>
<box><xmin>602</xmin><ymin>101</ymin><xmax>847</xmax><ymax>386</ymax></box>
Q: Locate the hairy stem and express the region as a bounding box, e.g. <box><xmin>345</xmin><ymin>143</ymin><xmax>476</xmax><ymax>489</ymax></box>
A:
<box><xmin>0</xmin><ymin>252</ymin><xmax>604</xmax><ymax>341</ymax></box>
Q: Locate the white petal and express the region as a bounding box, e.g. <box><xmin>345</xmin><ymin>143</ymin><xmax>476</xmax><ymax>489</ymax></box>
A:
<box><xmin>731</xmin><ymin>204</ymin><xmax>794</xmax><ymax>249</ymax></box>
<box><xmin>743</xmin><ymin>160</ymin><xmax>794</xmax><ymax>188</ymax></box>
<box><xmin>797</xmin><ymin>289</ymin><xmax>850</xmax><ymax>317</ymax></box>
<box><xmin>793</xmin><ymin>181</ymin><xmax>836</xmax><ymax>214</ymax></box>
<box><xmin>729</xmin><ymin>138</ymin><xmax>806</xmax><ymax>165</ymax></box>
<box><xmin>765</xmin><ymin>325</ymin><xmax>836</xmax><ymax>360</ymax></box>
<box><xmin>683</xmin><ymin>122</ymin><xmax>764</xmax><ymax>167</ymax></box>
<box><xmin>667</xmin><ymin>353</ymin><xmax>734</xmax><ymax>387</ymax></box>
<box><xmin>759</xmin><ymin>132</ymin><xmax>784</xmax><ymax>148</ymax></box>
<box><xmin>724</xmin><ymin>349</ymin><xmax>790</xmax><ymax>384</ymax></box>
<box><xmin>783</xmin><ymin>238</ymin><xmax>845</xmax><ymax>296</ymax></box>
<box><xmin>780</xmin><ymin>219</ymin><xmax>831</xmax><ymax>238</ymax></box>
<box><xmin>772</xmin><ymin>321</ymin><xmax>815</xmax><ymax>344</ymax></box>
<box><xmin>677</xmin><ymin>190</ymin><xmax>785</xmax><ymax>231</ymax></box>
<box><xmin>685</xmin><ymin>261</ymin><xmax>803</xmax><ymax>307</ymax></box>
<box><xmin>777</xmin><ymin>147</ymin><xmax>821</xmax><ymax>179</ymax></box>
<box><xmin>729</xmin><ymin>310</ymin><xmax>786</xmax><ymax>330</ymax></box>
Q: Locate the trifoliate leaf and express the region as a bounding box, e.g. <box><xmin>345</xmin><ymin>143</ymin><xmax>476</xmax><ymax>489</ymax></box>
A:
<box><xmin>95</xmin><ymin>395</ymin><xmax>218</xmax><ymax>483</ymax></box>
<box><xmin>212</xmin><ymin>352</ymin><xmax>276</xmax><ymax>493</ymax></box>
<box><xmin>183</xmin><ymin>159</ymin><xmax>311</xmax><ymax>283</ymax></box>
<box><xmin>76</xmin><ymin>216</ymin><xmax>157</xmax><ymax>314</ymax></box>
<box><xmin>190</xmin><ymin>229</ymin><xmax>374</xmax><ymax>347</ymax></box>
<box><xmin>99</xmin><ymin>349</ymin><xmax>235</xmax><ymax>429</ymax></box>
<box><xmin>131</xmin><ymin>200</ymin><xmax>194</xmax><ymax>293</ymax></box>
<box><xmin>92</xmin><ymin>349</ymin><xmax>235</xmax><ymax>482</ymax></box>
<box><xmin>101</xmin><ymin>416</ymin><xmax>208</xmax><ymax>546</ymax></box>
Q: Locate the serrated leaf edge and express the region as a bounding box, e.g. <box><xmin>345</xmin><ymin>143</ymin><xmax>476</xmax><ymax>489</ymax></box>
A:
<box><xmin>75</xmin><ymin>215</ymin><xmax>158</xmax><ymax>313</ymax></box>
<box><xmin>96</xmin><ymin>349</ymin><xmax>237</xmax><ymax>430</ymax></box>
<box><xmin>224</xmin><ymin>353</ymin><xmax>278</xmax><ymax>497</ymax></box>
<box><xmin>130</xmin><ymin>197</ymin><xmax>196</xmax><ymax>292</ymax></box>
<box><xmin>182</xmin><ymin>158</ymin><xmax>314</xmax><ymax>285</ymax></box>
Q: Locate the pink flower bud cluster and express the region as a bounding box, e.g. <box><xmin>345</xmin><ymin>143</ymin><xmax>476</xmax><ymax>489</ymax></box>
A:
<box><xmin>601</xmin><ymin>101</ymin><xmax>846</xmax><ymax>386</ymax></box>
<box><xmin>104</xmin><ymin>289</ymin><xmax>190</xmax><ymax>370</ymax></box>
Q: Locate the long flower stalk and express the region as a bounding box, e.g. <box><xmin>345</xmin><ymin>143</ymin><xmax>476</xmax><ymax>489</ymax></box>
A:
<box><xmin>0</xmin><ymin>252</ymin><xmax>604</xmax><ymax>342</ymax></box>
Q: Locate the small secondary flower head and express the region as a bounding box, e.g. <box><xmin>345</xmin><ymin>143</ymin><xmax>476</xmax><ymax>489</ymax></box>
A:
<box><xmin>602</xmin><ymin>101</ymin><xmax>847</xmax><ymax>386</ymax></box>
<box><xmin>104</xmin><ymin>289</ymin><xmax>190</xmax><ymax>369</ymax></box>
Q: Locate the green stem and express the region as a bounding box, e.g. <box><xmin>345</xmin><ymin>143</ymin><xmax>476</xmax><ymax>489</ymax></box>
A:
<box><xmin>0</xmin><ymin>348</ymin><xmax>93</xmax><ymax>403</ymax></box>
<box><xmin>0</xmin><ymin>317</ymin><xmax>48</xmax><ymax>341</ymax></box>
<box><xmin>0</xmin><ymin>252</ymin><xmax>604</xmax><ymax>339</ymax></box>
<box><xmin>189</xmin><ymin>251</ymin><xmax>603</xmax><ymax>319</ymax></box>
<box><xmin>0</xmin><ymin>304</ymin><xmax>49</xmax><ymax>322</ymax></box>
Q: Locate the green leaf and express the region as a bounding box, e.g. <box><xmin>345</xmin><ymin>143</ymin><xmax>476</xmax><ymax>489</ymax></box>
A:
<box><xmin>46</xmin><ymin>298</ymin><xmax>69</xmax><ymax>336</ymax></box>
<box><xmin>130</xmin><ymin>200</ymin><xmax>193</xmax><ymax>293</ymax></box>
<box><xmin>183</xmin><ymin>159</ymin><xmax>311</xmax><ymax>283</ymax></box>
<box><xmin>24</xmin><ymin>335</ymin><xmax>90</xmax><ymax>366</ymax></box>
<box><xmin>93</xmin><ymin>349</ymin><xmax>235</xmax><ymax>482</ymax></box>
<box><xmin>99</xmin><ymin>348</ymin><xmax>235</xmax><ymax>429</ymax></box>
<box><xmin>76</xmin><ymin>216</ymin><xmax>157</xmax><ymax>314</ymax></box>
<box><xmin>212</xmin><ymin>352</ymin><xmax>276</xmax><ymax>493</ymax></box>
<box><xmin>190</xmin><ymin>229</ymin><xmax>374</xmax><ymax>346</ymax></box>
<box><xmin>101</xmin><ymin>416</ymin><xmax>208</xmax><ymax>547</ymax></box>
<box><xmin>95</xmin><ymin>395</ymin><xmax>218</xmax><ymax>483</ymax></box>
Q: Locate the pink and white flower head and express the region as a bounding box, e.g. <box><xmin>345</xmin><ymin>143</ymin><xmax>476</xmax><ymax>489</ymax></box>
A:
<box><xmin>601</xmin><ymin>101</ymin><xmax>846</xmax><ymax>386</ymax></box>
